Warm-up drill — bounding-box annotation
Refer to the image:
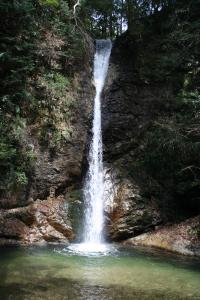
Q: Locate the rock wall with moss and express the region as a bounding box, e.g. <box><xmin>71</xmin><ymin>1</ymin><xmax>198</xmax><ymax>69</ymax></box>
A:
<box><xmin>0</xmin><ymin>0</ymin><xmax>94</xmax><ymax>244</ymax></box>
<box><xmin>102</xmin><ymin>11</ymin><xmax>200</xmax><ymax>241</ymax></box>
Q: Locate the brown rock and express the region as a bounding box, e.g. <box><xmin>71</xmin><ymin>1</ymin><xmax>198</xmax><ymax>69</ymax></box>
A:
<box><xmin>104</xmin><ymin>167</ymin><xmax>161</xmax><ymax>241</ymax></box>
<box><xmin>124</xmin><ymin>216</ymin><xmax>200</xmax><ymax>256</ymax></box>
<box><xmin>0</xmin><ymin>192</ymin><xmax>75</xmax><ymax>245</ymax></box>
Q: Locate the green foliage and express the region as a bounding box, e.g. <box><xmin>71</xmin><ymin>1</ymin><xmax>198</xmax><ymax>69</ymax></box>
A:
<box><xmin>0</xmin><ymin>117</ymin><xmax>37</xmax><ymax>190</ymax></box>
<box><xmin>15</xmin><ymin>171</ymin><xmax>28</xmax><ymax>185</ymax></box>
<box><xmin>188</xmin><ymin>222</ymin><xmax>200</xmax><ymax>239</ymax></box>
<box><xmin>114</xmin><ymin>1</ymin><xmax>199</xmax><ymax>89</ymax></box>
<box><xmin>139</xmin><ymin>103</ymin><xmax>200</xmax><ymax>213</ymax></box>
<box><xmin>39</xmin><ymin>0</ymin><xmax>59</xmax><ymax>7</ymax></box>
<box><xmin>82</xmin><ymin>0</ymin><xmax>123</xmax><ymax>38</ymax></box>
<box><xmin>176</xmin><ymin>91</ymin><xmax>200</xmax><ymax>114</ymax></box>
<box><xmin>0</xmin><ymin>143</ymin><xmax>16</xmax><ymax>161</ymax></box>
<box><xmin>0</xmin><ymin>0</ymin><xmax>87</xmax><ymax>193</ymax></box>
<box><xmin>42</xmin><ymin>72</ymin><xmax>70</xmax><ymax>96</ymax></box>
<box><xmin>142</xmin><ymin>120</ymin><xmax>192</xmax><ymax>178</ymax></box>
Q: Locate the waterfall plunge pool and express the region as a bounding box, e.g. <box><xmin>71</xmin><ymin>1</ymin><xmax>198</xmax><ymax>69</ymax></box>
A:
<box><xmin>0</xmin><ymin>245</ymin><xmax>200</xmax><ymax>300</ymax></box>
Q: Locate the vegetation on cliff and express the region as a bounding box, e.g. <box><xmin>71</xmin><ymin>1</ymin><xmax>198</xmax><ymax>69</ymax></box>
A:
<box><xmin>130</xmin><ymin>1</ymin><xmax>200</xmax><ymax>217</ymax></box>
<box><xmin>0</xmin><ymin>0</ymin><xmax>90</xmax><ymax>198</ymax></box>
<box><xmin>128</xmin><ymin>1</ymin><xmax>200</xmax><ymax>217</ymax></box>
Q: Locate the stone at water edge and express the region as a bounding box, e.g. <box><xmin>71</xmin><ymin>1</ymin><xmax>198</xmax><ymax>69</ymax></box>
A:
<box><xmin>123</xmin><ymin>216</ymin><xmax>200</xmax><ymax>256</ymax></box>
<box><xmin>0</xmin><ymin>191</ymin><xmax>75</xmax><ymax>245</ymax></box>
<box><xmin>103</xmin><ymin>166</ymin><xmax>162</xmax><ymax>241</ymax></box>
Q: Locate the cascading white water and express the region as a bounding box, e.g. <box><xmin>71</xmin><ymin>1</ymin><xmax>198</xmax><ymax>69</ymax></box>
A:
<box><xmin>67</xmin><ymin>40</ymin><xmax>112</xmax><ymax>255</ymax></box>
<box><xmin>83</xmin><ymin>40</ymin><xmax>112</xmax><ymax>246</ymax></box>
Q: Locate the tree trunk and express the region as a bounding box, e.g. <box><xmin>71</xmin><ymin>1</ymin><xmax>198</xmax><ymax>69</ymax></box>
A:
<box><xmin>127</xmin><ymin>0</ymin><xmax>134</xmax><ymax>31</ymax></box>
<box><xmin>102</xmin><ymin>14</ymin><xmax>108</xmax><ymax>38</ymax></box>
<box><xmin>109</xmin><ymin>13</ymin><xmax>113</xmax><ymax>38</ymax></box>
<box><xmin>120</xmin><ymin>0</ymin><xmax>124</xmax><ymax>35</ymax></box>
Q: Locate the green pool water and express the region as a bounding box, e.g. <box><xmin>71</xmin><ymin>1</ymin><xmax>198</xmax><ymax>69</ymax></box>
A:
<box><xmin>0</xmin><ymin>245</ymin><xmax>199</xmax><ymax>300</ymax></box>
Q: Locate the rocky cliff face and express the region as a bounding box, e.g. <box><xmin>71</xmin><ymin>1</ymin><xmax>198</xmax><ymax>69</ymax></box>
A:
<box><xmin>124</xmin><ymin>216</ymin><xmax>200</xmax><ymax>256</ymax></box>
<box><xmin>0</xmin><ymin>67</ymin><xmax>94</xmax><ymax>209</ymax></box>
<box><xmin>102</xmin><ymin>33</ymin><xmax>178</xmax><ymax>241</ymax></box>
<box><xmin>0</xmin><ymin>28</ymin><xmax>94</xmax><ymax>245</ymax></box>
<box><xmin>102</xmin><ymin>33</ymin><xmax>200</xmax><ymax>251</ymax></box>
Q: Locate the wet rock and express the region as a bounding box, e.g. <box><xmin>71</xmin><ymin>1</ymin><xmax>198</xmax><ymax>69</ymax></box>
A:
<box><xmin>104</xmin><ymin>167</ymin><xmax>161</xmax><ymax>241</ymax></box>
<box><xmin>124</xmin><ymin>216</ymin><xmax>200</xmax><ymax>256</ymax></box>
<box><xmin>0</xmin><ymin>190</ymin><xmax>74</xmax><ymax>245</ymax></box>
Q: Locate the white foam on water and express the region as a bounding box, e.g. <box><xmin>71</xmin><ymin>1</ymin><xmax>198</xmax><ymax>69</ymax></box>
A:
<box><xmin>65</xmin><ymin>243</ymin><xmax>117</xmax><ymax>257</ymax></box>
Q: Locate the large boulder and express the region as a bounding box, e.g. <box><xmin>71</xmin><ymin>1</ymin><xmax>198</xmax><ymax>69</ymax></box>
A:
<box><xmin>124</xmin><ymin>216</ymin><xmax>200</xmax><ymax>256</ymax></box>
<box><xmin>0</xmin><ymin>189</ymin><xmax>74</xmax><ymax>245</ymax></box>
<box><xmin>104</xmin><ymin>167</ymin><xmax>161</xmax><ymax>240</ymax></box>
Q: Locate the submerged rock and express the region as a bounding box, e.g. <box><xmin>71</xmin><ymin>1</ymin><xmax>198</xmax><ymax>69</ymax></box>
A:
<box><xmin>124</xmin><ymin>216</ymin><xmax>200</xmax><ymax>256</ymax></box>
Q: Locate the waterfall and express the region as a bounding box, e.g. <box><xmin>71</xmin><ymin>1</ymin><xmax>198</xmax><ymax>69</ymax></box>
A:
<box><xmin>83</xmin><ymin>40</ymin><xmax>112</xmax><ymax>246</ymax></box>
<box><xmin>67</xmin><ymin>40</ymin><xmax>112</xmax><ymax>254</ymax></box>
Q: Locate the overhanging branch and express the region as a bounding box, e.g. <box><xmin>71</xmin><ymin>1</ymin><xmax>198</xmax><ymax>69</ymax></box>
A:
<box><xmin>73</xmin><ymin>0</ymin><xmax>80</xmax><ymax>15</ymax></box>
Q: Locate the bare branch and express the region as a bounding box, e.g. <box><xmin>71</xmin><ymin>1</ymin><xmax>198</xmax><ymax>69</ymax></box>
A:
<box><xmin>73</xmin><ymin>0</ymin><xmax>80</xmax><ymax>15</ymax></box>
